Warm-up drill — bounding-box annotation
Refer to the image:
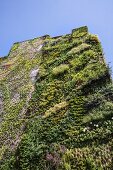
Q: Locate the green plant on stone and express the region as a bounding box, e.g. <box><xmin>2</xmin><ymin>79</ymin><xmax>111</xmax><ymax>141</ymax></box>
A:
<box><xmin>11</xmin><ymin>43</ymin><xmax>19</xmax><ymax>52</ymax></box>
<box><xmin>67</xmin><ymin>43</ymin><xmax>91</xmax><ymax>56</ymax></box>
<box><xmin>52</xmin><ymin>64</ymin><xmax>69</xmax><ymax>76</ymax></box>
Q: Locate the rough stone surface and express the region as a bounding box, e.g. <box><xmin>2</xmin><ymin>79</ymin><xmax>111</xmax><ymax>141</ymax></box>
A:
<box><xmin>30</xmin><ymin>68</ymin><xmax>39</xmax><ymax>82</ymax></box>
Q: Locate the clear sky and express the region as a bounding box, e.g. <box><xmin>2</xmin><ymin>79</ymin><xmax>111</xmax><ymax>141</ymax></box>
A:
<box><xmin>0</xmin><ymin>0</ymin><xmax>113</xmax><ymax>73</ymax></box>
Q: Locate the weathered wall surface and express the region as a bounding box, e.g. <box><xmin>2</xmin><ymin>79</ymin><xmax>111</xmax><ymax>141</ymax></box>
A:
<box><xmin>0</xmin><ymin>37</ymin><xmax>45</xmax><ymax>156</ymax></box>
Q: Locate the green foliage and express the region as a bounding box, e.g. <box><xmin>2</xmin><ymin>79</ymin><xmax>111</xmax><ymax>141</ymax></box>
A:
<box><xmin>52</xmin><ymin>64</ymin><xmax>69</xmax><ymax>76</ymax></box>
<box><xmin>67</xmin><ymin>43</ymin><xmax>91</xmax><ymax>56</ymax></box>
<box><xmin>72</xmin><ymin>26</ymin><xmax>88</xmax><ymax>34</ymax></box>
<box><xmin>0</xmin><ymin>26</ymin><xmax>113</xmax><ymax>170</ymax></box>
<box><xmin>72</xmin><ymin>63</ymin><xmax>107</xmax><ymax>88</ymax></box>
<box><xmin>85</xmin><ymin>34</ymin><xmax>100</xmax><ymax>44</ymax></box>
<box><xmin>72</xmin><ymin>26</ymin><xmax>88</xmax><ymax>38</ymax></box>
<box><xmin>69</xmin><ymin>50</ymin><xmax>97</xmax><ymax>72</ymax></box>
<box><xmin>11</xmin><ymin>43</ymin><xmax>19</xmax><ymax>51</ymax></box>
<box><xmin>43</xmin><ymin>101</ymin><xmax>68</xmax><ymax>118</ymax></box>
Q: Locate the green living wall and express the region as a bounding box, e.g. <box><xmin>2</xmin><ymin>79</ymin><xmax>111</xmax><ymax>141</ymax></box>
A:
<box><xmin>0</xmin><ymin>26</ymin><xmax>113</xmax><ymax>170</ymax></box>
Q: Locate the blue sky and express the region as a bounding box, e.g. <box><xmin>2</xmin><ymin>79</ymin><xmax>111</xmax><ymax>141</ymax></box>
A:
<box><xmin>0</xmin><ymin>0</ymin><xmax>113</xmax><ymax>73</ymax></box>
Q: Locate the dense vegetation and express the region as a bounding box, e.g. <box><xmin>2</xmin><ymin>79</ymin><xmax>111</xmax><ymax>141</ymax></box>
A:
<box><xmin>0</xmin><ymin>26</ymin><xmax>113</xmax><ymax>170</ymax></box>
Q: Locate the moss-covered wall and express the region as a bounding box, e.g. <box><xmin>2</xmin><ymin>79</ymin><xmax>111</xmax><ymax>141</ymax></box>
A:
<box><xmin>0</xmin><ymin>37</ymin><xmax>45</xmax><ymax>158</ymax></box>
<box><xmin>0</xmin><ymin>26</ymin><xmax>113</xmax><ymax>170</ymax></box>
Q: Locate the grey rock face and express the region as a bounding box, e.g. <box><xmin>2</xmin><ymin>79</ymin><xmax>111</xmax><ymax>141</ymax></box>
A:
<box><xmin>11</xmin><ymin>93</ymin><xmax>20</xmax><ymax>105</ymax></box>
<box><xmin>30</xmin><ymin>68</ymin><xmax>39</xmax><ymax>83</ymax></box>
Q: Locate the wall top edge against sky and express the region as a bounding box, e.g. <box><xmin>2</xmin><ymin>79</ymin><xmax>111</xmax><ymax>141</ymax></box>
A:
<box><xmin>2</xmin><ymin>26</ymin><xmax>89</xmax><ymax>47</ymax></box>
<box><xmin>0</xmin><ymin>0</ymin><xmax>113</xmax><ymax>75</ymax></box>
